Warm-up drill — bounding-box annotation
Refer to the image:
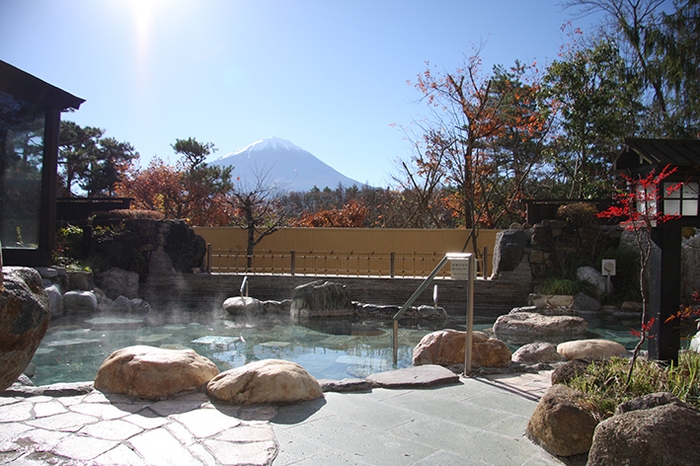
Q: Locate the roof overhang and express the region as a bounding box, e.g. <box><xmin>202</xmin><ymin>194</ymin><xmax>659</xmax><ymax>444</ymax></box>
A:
<box><xmin>0</xmin><ymin>59</ymin><xmax>85</xmax><ymax>111</ymax></box>
<box><xmin>614</xmin><ymin>138</ymin><xmax>700</xmax><ymax>172</ymax></box>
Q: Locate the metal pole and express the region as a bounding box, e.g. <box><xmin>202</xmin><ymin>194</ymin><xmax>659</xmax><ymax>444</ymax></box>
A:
<box><xmin>464</xmin><ymin>255</ymin><xmax>475</xmax><ymax>376</ymax></box>
<box><xmin>483</xmin><ymin>246</ymin><xmax>488</xmax><ymax>278</ymax></box>
<box><xmin>393</xmin><ymin>319</ymin><xmax>399</xmax><ymax>365</ymax></box>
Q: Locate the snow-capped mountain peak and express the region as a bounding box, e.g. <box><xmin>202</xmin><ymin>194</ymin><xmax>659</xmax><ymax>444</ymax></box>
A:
<box><xmin>229</xmin><ymin>137</ymin><xmax>303</xmax><ymax>156</ymax></box>
<box><xmin>209</xmin><ymin>137</ymin><xmax>363</xmax><ymax>192</ymax></box>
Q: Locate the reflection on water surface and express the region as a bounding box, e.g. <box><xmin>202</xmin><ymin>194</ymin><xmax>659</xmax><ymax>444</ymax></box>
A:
<box><xmin>30</xmin><ymin>308</ymin><xmax>642</xmax><ymax>386</ymax></box>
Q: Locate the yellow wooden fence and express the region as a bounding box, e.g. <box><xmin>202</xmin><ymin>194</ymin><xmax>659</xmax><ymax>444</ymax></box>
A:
<box><xmin>193</xmin><ymin>227</ymin><xmax>501</xmax><ymax>278</ymax></box>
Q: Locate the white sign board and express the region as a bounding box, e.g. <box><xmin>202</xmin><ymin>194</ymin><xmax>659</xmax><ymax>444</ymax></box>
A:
<box><xmin>601</xmin><ymin>259</ymin><xmax>616</xmax><ymax>276</ymax></box>
<box><xmin>450</xmin><ymin>259</ymin><xmax>471</xmax><ymax>280</ymax></box>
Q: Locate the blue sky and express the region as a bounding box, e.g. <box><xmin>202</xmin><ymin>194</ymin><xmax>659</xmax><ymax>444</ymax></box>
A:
<box><xmin>0</xmin><ymin>0</ymin><xmax>600</xmax><ymax>188</ymax></box>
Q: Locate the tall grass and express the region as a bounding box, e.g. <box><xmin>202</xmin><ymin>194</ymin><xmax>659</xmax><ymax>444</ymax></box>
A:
<box><xmin>565</xmin><ymin>352</ymin><xmax>700</xmax><ymax>420</ymax></box>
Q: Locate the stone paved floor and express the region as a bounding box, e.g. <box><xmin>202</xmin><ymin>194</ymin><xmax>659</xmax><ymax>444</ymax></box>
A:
<box><xmin>0</xmin><ymin>370</ymin><xmax>566</xmax><ymax>466</ymax></box>
<box><xmin>0</xmin><ymin>389</ymin><xmax>279</xmax><ymax>465</ymax></box>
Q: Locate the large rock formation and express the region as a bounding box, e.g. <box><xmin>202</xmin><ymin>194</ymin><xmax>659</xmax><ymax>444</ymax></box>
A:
<box><xmin>412</xmin><ymin>329</ymin><xmax>512</xmax><ymax>368</ymax></box>
<box><xmin>207</xmin><ymin>359</ymin><xmax>323</xmax><ymax>404</ymax></box>
<box><xmin>588</xmin><ymin>394</ymin><xmax>700</xmax><ymax>466</ymax></box>
<box><xmin>0</xmin><ymin>267</ymin><xmax>51</xmax><ymax>392</ymax></box>
<box><xmin>491</xmin><ymin>229</ymin><xmax>529</xmax><ymax>276</ymax></box>
<box><xmin>527</xmin><ymin>292</ymin><xmax>602</xmax><ymax>315</ymax></box>
<box><xmin>290</xmin><ymin>280</ymin><xmax>354</xmax><ymax>318</ymax></box>
<box><xmin>95</xmin><ymin>267</ymin><xmax>140</xmax><ymax>300</ymax></box>
<box><xmin>62</xmin><ymin>290</ymin><xmax>98</xmax><ymax>313</ymax></box>
<box><xmin>557</xmin><ymin>339</ymin><xmax>628</xmax><ymax>361</ymax></box>
<box><xmin>576</xmin><ymin>266</ymin><xmax>609</xmax><ymax>298</ymax></box>
<box><xmin>526</xmin><ymin>384</ymin><xmax>598</xmax><ymax>457</ymax></box>
<box><xmin>493</xmin><ymin>312</ymin><xmax>588</xmax><ymax>344</ymax></box>
<box><xmin>511</xmin><ymin>342</ymin><xmax>562</xmax><ymax>365</ymax></box>
<box><xmin>94</xmin><ymin>345</ymin><xmax>219</xmax><ymax>399</ymax></box>
<box><xmin>223</xmin><ymin>296</ymin><xmax>263</xmax><ymax>316</ymax></box>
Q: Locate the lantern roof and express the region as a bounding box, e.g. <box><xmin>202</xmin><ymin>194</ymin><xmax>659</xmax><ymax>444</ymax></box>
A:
<box><xmin>614</xmin><ymin>138</ymin><xmax>700</xmax><ymax>172</ymax></box>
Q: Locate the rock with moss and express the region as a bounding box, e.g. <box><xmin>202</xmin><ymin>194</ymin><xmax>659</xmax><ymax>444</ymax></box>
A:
<box><xmin>290</xmin><ymin>280</ymin><xmax>354</xmax><ymax>318</ymax></box>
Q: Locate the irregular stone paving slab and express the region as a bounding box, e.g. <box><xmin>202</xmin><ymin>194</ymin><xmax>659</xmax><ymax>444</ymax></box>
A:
<box><xmin>366</xmin><ymin>364</ymin><xmax>461</xmax><ymax>388</ymax></box>
<box><xmin>33</xmin><ymin>400</ymin><xmax>68</xmax><ymax>418</ymax></box>
<box><xmin>79</xmin><ymin>418</ymin><xmax>144</xmax><ymax>441</ymax></box>
<box><xmin>129</xmin><ymin>428</ymin><xmax>201</xmax><ymax>465</ymax></box>
<box><xmin>0</xmin><ymin>387</ymin><xmax>278</xmax><ymax>466</ymax></box>
<box><xmin>94</xmin><ymin>443</ymin><xmax>147</xmax><ymax>466</ymax></box>
<box><xmin>171</xmin><ymin>408</ymin><xmax>242</xmax><ymax>438</ymax></box>
<box><xmin>52</xmin><ymin>435</ymin><xmax>119</xmax><ymax>462</ymax></box>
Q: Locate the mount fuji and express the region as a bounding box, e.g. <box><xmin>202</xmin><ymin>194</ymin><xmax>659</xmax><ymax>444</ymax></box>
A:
<box><xmin>209</xmin><ymin>137</ymin><xmax>363</xmax><ymax>192</ymax></box>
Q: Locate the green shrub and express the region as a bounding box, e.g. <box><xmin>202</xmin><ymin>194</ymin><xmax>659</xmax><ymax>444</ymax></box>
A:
<box><xmin>565</xmin><ymin>352</ymin><xmax>700</xmax><ymax>421</ymax></box>
<box><xmin>536</xmin><ymin>278</ymin><xmax>598</xmax><ymax>296</ymax></box>
<box><xmin>557</xmin><ymin>202</ymin><xmax>598</xmax><ymax>226</ymax></box>
<box><xmin>53</xmin><ymin>224</ymin><xmax>88</xmax><ymax>267</ymax></box>
<box><xmin>93</xmin><ymin>209</ymin><xmax>164</xmax><ymax>221</ymax></box>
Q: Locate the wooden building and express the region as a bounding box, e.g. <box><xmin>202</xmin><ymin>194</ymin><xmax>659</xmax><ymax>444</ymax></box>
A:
<box><xmin>0</xmin><ymin>60</ymin><xmax>84</xmax><ymax>266</ymax></box>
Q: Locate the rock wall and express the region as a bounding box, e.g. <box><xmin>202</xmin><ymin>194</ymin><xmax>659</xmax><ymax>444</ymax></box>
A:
<box><xmin>493</xmin><ymin>220</ymin><xmax>622</xmax><ymax>280</ymax></box>
<box><xmin>88</xmin><ymin>218</ymin><xmax>205</xmax><ymax>285</ymax></box>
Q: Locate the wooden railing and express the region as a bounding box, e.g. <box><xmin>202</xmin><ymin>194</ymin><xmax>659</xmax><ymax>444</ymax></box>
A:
<box><xmin>206</xmin><ymin>247</ymin><xmax>491</xmax><ymax>278</ymax></box>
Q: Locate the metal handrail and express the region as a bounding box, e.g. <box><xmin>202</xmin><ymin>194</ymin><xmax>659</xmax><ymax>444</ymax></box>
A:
<box><xmin>240</xmin><ymin>276</ymin><xmax>249</xmax><ymax>297</ymax></box>
<box><xmin>392</xmin><ymin>253</ymin><xmax>476</xmax><ymax>376</ymax></box>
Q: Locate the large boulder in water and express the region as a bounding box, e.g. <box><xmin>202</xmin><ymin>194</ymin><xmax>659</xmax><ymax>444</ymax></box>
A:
<box><xmin>0</xmin><ymin>267</ymin><xmax>51</xmax><ymax>392</ymax></box>
<box><xmin>62</xmin><ymin>290</ymin><xmax>98</xmax><ymax>313</ymax></box>
<box><xmin>223</xmin><ymin>296</ymin><xmax>263</xmax><ymax>316</ymax></box>
<box><xmin>557</xmin><ymin>339</ymin><xmax>628</xmax><ymax>361</ymax></box>
<box><xmin>412</xmin><ymin>329</ymin><xmax>512</xmax><ymax>368</ymax></box>
<box><xmin>207</xmin><ymin>359</ymin><xmax>323</xmax><ymax>404</ymax></box>
<box><xmin>512</xmin><ymin>342</ymin><xmax>562</xmax><ymax>365</ymax></box>
<box><xmin>493</xmin><ymin>312</ymin><xmax>587</xmax><ymax>345</ymax></box>
<box><xmin>94</xmin><ymin>345</ymin><xmax>219</xmax><ymax>399</ymax></box>
<box><xmin>290</xmin><ymin>280</ymin><xmax>354</xmax><ymax>318</ymax></box>
<box><xmin>96</xmin><ymin>267</ymin><xmax>140</xmax><ymax>300</ymax></box>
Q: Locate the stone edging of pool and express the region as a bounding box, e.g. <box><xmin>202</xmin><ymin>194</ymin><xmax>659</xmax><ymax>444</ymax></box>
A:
<box><xmin>0</xmin><ymin>365</ymin><xmax>555</xmax><ymax>465</ymax></box>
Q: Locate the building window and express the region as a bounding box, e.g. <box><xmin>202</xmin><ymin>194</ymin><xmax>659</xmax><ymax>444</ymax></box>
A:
<box><xmin>664</xmin><ymin>181</ymin><xmax>699</xmax><ymax>216</ymax></box>
<box><xmin>0</xmin><ymin>90</ymin><xmax>45</xmax><ymax>249</ymax></box>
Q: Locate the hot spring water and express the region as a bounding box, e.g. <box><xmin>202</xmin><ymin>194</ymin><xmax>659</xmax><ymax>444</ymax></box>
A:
<box><xmin>29</xmin><ymin>308</ymin><xmax>641</xmax><ymax>386</ymax></box>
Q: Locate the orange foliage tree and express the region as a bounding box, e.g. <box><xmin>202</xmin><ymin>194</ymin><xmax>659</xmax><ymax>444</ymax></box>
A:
<box><xmin>115</xmin><ymin>155</ymin><xmax>234</xmax><ymax>226</ymax></box>
<box><xmin>291</xmin><ymin>199</ymin><xmax>368</xmax><ymax>227</ymax></box>
<box><xmin>405</xmin><ymin>52</ymin><xmax>553</xmax><ymax>245</ymax></box>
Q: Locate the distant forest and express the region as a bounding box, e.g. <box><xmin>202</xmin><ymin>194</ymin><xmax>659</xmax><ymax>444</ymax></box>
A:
<box><xmin>56</xmin><ymin>0</ymin><xmax>699</xmax><ymax>231</ymax></box>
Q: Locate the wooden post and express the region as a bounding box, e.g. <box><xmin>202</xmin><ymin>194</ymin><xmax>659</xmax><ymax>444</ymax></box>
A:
<box><xmin>290</xmin><ymin>250</ymin><xmax>296</xmax><ymax>275</ymax></box>
<box><xmin>390</xmin><ymin>252</ymin><xmax>395</xmax><ymax>278</ymax></box>
<box><xmin>649</xmin><ymin>225</ymin><xmax>682</xmax><ymax>364</ymax></box>
<box><xmin>206</xmin><ymin>243</ymin><xmax>211</xmax><ymax>273</ymax></box>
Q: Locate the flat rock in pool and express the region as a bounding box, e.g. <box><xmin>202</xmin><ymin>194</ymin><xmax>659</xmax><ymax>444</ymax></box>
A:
<box><xmin>259</xmin><ymin>341</ymin><xmax>291</xmax><ymax>348</ymax></box>
<box><xmin>46</xmin><ymin>338</ymin><xmax>102</xmax><ymax>348</ymax></box>
<box><xmin>135</xmin><ymin>333</ymin><xmax>173</xmax><ymax>343</ymax></box>
<box><xmin>191</xmin><ymin>335</ymin><xmax>241</xmax><ymax>346</ymax></box>
<box><xmin>367</xmin><ymin>364</ymin><xmax>460</xmax><ymax>388</ymax></box>
<box><xmin>84</xmin><ymin>317</ymin><xmax>144</xmax><ymax>329</ymax></box>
